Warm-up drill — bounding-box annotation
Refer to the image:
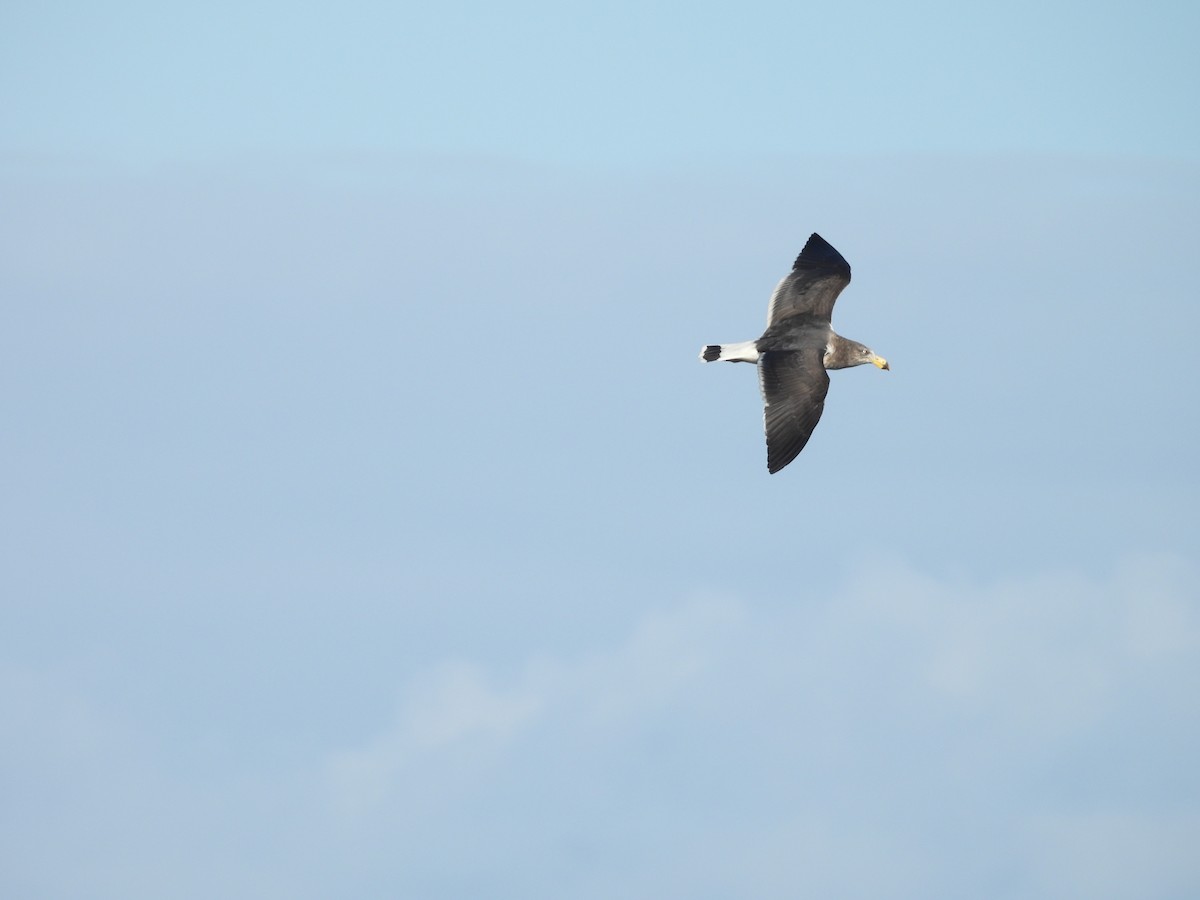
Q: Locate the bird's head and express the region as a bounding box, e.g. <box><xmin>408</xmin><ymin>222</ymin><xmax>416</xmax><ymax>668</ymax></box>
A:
<box><xmin>857</xmin><ymin>343</ymin><xmax>889</xmax><ymax>371</ymax></box>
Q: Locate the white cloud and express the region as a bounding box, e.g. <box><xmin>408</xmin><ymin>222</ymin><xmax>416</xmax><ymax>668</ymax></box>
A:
<box><xmin>322</xmin><ymin>553</ymin><xmax>1200</xmax><ymax>897</ymax></box>
<box><xmin>825</xmin><ymin>553</ymin><xmax>1200</xmax><ymax>739</ymax></box>
<box><xmin>326</xmin><ymin>596</ymin><xmax>745</xmax><ymax>817</ymax></box>
<box><xmin>327</xmin><ymin>660</ymin><xmax>542</xmax><ymax>817</ymax></box>
<box><xmin>6</xmin><ymin>555</ymin><xmax>1195</xmax><ymax>899</ymax></box>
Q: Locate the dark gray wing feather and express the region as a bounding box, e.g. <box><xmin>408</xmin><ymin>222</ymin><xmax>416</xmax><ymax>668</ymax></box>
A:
<box><xmin>766</xmin><ymin>233</ymin><xmax>852</xmax><ymax>326</ymax></box>
<box><xmin>759</xmin><ymin>348</ymin><xmax>831</xmax><ymax>473</ymax></box>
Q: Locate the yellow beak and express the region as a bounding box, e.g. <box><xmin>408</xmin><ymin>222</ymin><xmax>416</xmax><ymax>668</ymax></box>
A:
<box><xmin>872</xmin><ymin>355</ymin><xmax>890</xmax><ymax>370</ymax></box>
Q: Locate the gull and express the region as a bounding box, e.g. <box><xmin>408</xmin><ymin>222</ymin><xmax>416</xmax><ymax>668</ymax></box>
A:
<box><xmin>700</xmin><ymin>233</ymin><xmax>889</xmax><ymax>473</ymax></box>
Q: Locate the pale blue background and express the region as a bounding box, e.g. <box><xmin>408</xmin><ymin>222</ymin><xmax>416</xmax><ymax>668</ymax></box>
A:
<box><xmin>2</xmin><ymin>1</ymin><xmax>1198</xmax><ymax>897</ymax></box>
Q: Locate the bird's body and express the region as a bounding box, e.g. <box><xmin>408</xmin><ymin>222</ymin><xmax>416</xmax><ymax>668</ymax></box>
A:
<box><xmin>700</xmin><ymin>233</ymin><xmax>888</xmax><ymax>473</ymax></box>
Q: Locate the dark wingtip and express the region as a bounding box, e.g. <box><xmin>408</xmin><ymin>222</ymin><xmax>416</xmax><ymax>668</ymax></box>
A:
<box><xmin>701</xmin><ymin>345</ymin><xmax>722</xmax><ymax>362</ymax></box>
<box><xmin>793</xmin><ymin>232</ymin><xmax>851</xmax><ymax>275</ymax></box>
<box><xmin>766</xmin><ymin>452</ymin><xmax>793</xmax><ymax>474</ymax></box>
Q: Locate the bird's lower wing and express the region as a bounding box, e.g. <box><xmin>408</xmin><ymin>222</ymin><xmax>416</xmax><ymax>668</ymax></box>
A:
<box><xmin>759</xmin><ymin>349</ymin><xmax>830</xmax><ymax>473</ymax></box>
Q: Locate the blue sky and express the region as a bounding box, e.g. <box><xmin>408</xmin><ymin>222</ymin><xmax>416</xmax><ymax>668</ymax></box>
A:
<box><xmin>3</xmin><ymin>0</ymin><xmax>1197</xmax><ymax>166</ymax></box>
<box><xmin>2</xmin><ymin>1</ymin><xmax>1199</xmax><ymax>898</ymax></box>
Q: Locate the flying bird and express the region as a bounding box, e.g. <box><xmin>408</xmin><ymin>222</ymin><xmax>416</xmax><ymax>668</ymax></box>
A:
<box><xmin>700</xmin><ymin>233</ymin><xmax>889</xmax><ymax>473</ymax></box>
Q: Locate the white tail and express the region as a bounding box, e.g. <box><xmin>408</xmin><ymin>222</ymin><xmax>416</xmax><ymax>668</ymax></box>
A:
<box><xmin>699</xmin><ymin>340</ymin><xmax>759</xmax><ymax>363</ymax></box>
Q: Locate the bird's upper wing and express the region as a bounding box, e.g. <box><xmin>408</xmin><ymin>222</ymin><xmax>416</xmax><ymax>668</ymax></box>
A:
<box><xmin>759</xmin><ymin>348</ymin><xmax>831</xmax><ymax>473</ymax></box>
<box><xmin>766</xmin><ymin>233</ymin><xmax>852</xmax><ymax>326</ymax></box>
